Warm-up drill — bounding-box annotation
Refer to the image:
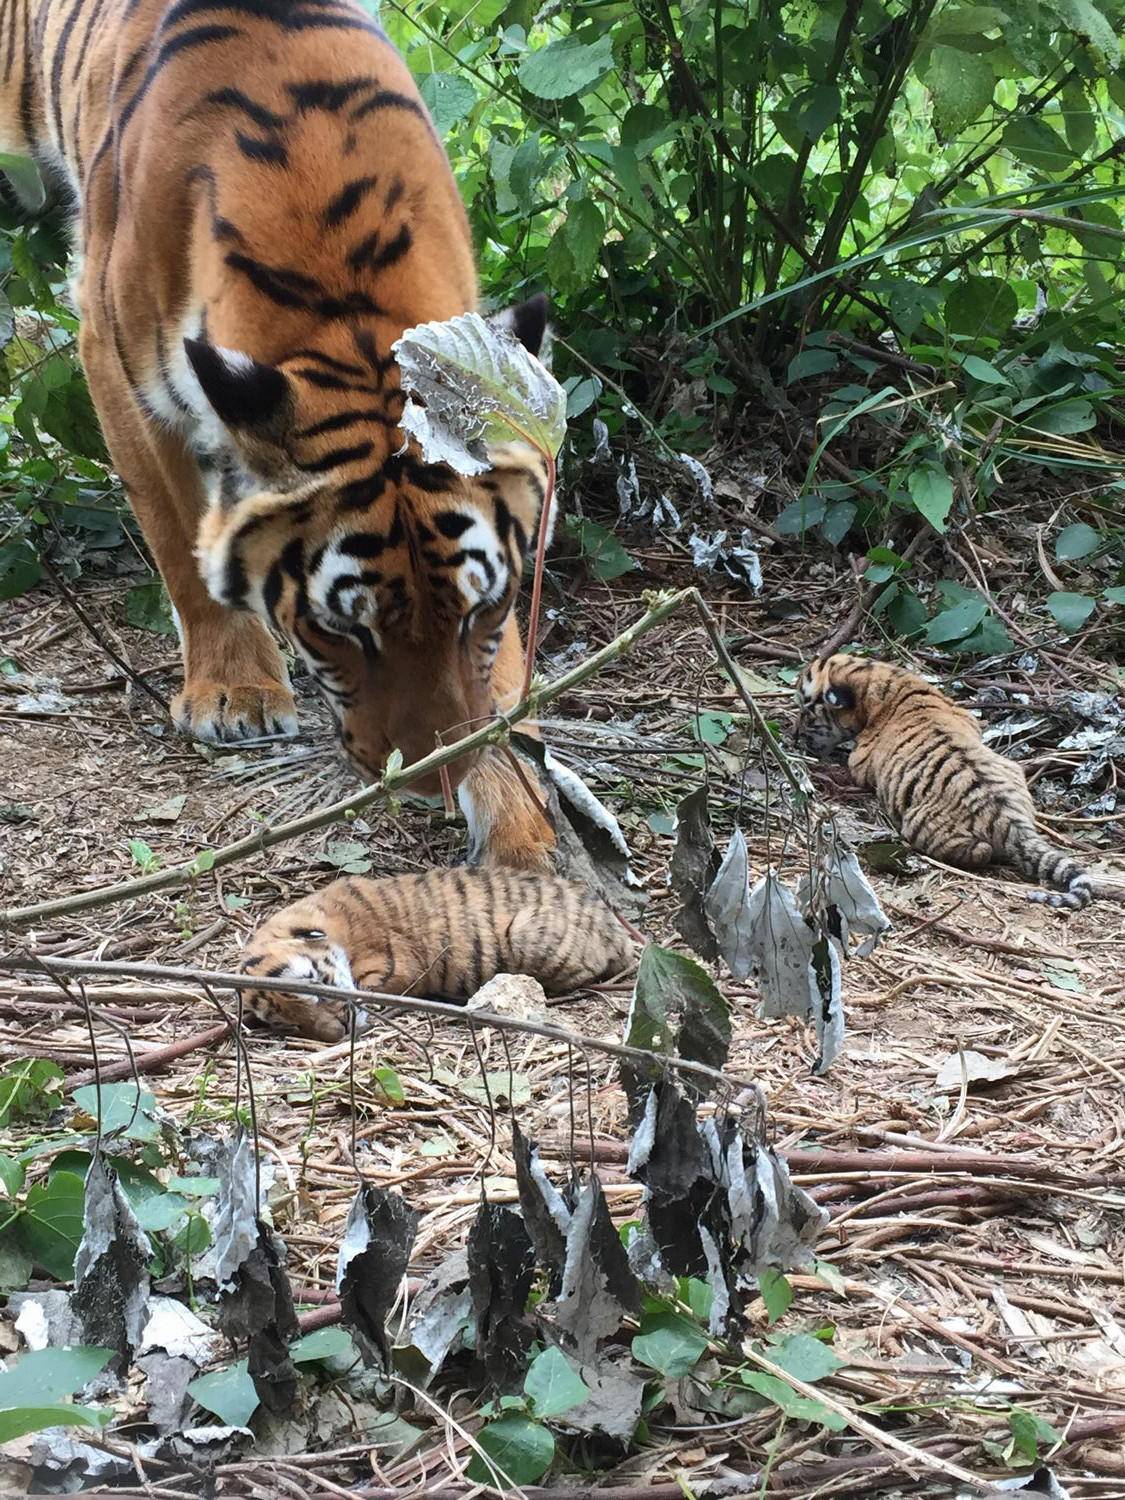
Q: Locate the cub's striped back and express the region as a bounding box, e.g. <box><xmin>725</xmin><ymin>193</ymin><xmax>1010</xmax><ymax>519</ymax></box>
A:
<box><xmin>1</xmin><ymin>0</ymin><xmax>555</xmax><ymax>869</ymax></box>
<box><xmin>239</xmin><ymin>868</ymin><xmax>636</xmax><ymax>1041</ymax></box>
<box><xmin>796</xmin><ymin>654</ymin><xmax>1094</xmax><ymax>909</ymax></box>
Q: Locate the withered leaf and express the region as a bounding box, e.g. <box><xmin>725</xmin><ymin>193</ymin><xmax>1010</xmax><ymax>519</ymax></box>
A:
<box><xmin>336</xmin><ymin>1185</ymin><xmax>418</xmax><ymax>1372</ymax></box>
<box><xmin>670</xmin><ymin>788</ymin><xmax>720</xmax><ymax>960</ymax></box>
<box><xmin>72</xmin><ymin>1155</ymin><xmax>150</xmax><ymax>1373</ymax></box>
<box><xmin>466</xmin><ymin>1200</ymin><xmax>536</xmax><ymax>1390</ymax></box>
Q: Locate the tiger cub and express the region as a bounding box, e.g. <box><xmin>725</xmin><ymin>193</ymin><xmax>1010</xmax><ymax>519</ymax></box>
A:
<box><xmin>796</xmin><ymin>654</ymin><xmax>1094</xmax><ymax>909</ymax></box>
<box><xmin>239</xmin><ymin>869</ymin><xmax>634</xmax><ymax>1041</ymax></box>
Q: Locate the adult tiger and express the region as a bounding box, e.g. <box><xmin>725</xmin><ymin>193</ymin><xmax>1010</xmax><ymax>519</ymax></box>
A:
<box><xmin>0</xmin><ymin>0</ymin><xmax>556</xmax><ymax>868</ymax></box>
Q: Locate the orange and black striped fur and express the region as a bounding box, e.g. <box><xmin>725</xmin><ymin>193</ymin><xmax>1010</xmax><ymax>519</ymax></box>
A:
<box><xmin>238</xmin><ymin>869</ymin><xmax>635</xmax><ymax>1041</ymax></box>
<box><xmin>1</xmin><ymin>0</ymin><xmax>555</xmax><ymax>868</ymax></box>
<box><xmin>796</xmin><ymin>655</ymin><xmax>1093</xmax><ymax>910</ymax></box>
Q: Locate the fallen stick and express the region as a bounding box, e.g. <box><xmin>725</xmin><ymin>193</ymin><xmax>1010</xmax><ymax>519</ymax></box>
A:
<box><xmin>67</xmin><ymin>1021</ymin><xmax>232</xmax><ymax>1089</ymax></box>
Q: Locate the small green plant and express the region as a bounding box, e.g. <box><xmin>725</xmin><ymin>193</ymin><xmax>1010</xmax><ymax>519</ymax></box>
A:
<box><xmin>467</xmin><ymin>1346</ymin><xmax>591</xmax><ymax>1486</ymax></box>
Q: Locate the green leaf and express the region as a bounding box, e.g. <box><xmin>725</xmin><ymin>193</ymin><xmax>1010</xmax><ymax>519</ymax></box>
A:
<box><xmin>1033</xmin><ymin>399</ymin><xmax>1095</xmax><ymax>435</ymax></box>
<box><xmin>776</xmin><ymin>496</ymin><xmax>826</xmax><ymax>535</ymax></box>
<box><xmin>791</xmin><ymin>82</ymin><xmax>841</xmax><ymax>141</ymax></box>
<box><xmin>187</xmin><ymin>1360</ymin><xmax>258</xmax><ymax>1427</ymax></box>
<box><xmin>740</xmin><ymin>1371</ymin><xmax>848</xmax><ymax>1431</ymax></box>
<box><xmin>1059</xmin><ymin>82</ymin><xmax>1096</xmax><ymax>155</ymax></box>
<box><xmin>887</xmin><ymin>280</ymin><xmax>942</xmax><ymax>339</ymax></box>
<box><xmin>417</xmin><ymin>73</ymin><xmax>477</xmax><ymax>136</ymax></box>
<box><xmin>1047</xmin><ymin>591</ymin><xmax>1096</xmax><ymax>634</ymax></box>
<box><xmin>466</xmin><ymin>1414</ymin><xmax>555</xmax><ymax>1486</ymax></box>
<box><xmin>1104</xmin><ymin>586</ymin><xmax>1125</xmax><ymax>605</ymax></box>
<box><xmin>690</xmin><ymin>710</ymin><xmax>734</xmax><ymax>746</ymax></box>
<box><xmin>524</xmin><ymin>1346</ymin><xmax>590</xmax><ymax>1418</ymax></box>
<box><xmin>560</xmin><ymin>198</ymin><xmax>604</xmax><ymax>284</ymax></box>
<box><xmin>164</xmin><ymin>1174</ymin><xmax>221</xmax><ymax>1198</ymax></box>
<box><xmin>626</xmin><ymin>945</ymin><xmax>730</xmax><ymax>1089</ymax></box>
<box><xmin>124</xmin><ymin>580</ymin><xmax>177</xmax><ymax>637</ymax></box>
<box><xmin>19</xmin><ymin>1171</ymin><xmax>85</xmax><ymax>1280</ymax></box>
<box><xmin>924</xmin><ymin>596</ymin><xmax>988</xmax><ymax>645</ymax></box>
<box><xmin>907</xmin><ymin>462</ymin><xmax>954</xmax><ymax>533</ymax></box>
<box><xmin>924</xmin><ymin>46</ymin><xmax>995</xmax><ymax>136</ymax></box>
<box><xmin>372</xmin><ymin>1066</ymin><xmax>405</xmax><ymax>1105</ymax></box>
<box><xmin>0</xmin><ymin>1059</ymin><xmax>63</xmax><ymax>1126</ymax></box>
<box><xmin>1049</xmin><ymin>0</ymin><xmax>1120</xmax><ymax>68</ymax></box>
<box><xmin>1055</xmin><ymin>523</ymin><xmax>1100</xmax><ymax>561</ymax></box>
<box><xmin>632</xmin><ymin>1311</ymin><xmax>709</xmax><ymax>1377</ymax></box>
<box><xmin>957</xmin><ymin>614</ymin><xmax>1013</xmax><ymax>656</ymax></box>
<box><xmin>134</xmin><ymin>1193</ymin><xmax>189</xmax><ymax>1233</ymax></box>
<box><xmin>758</xmin><ymin>1269</ymin><xmax>794</xmax><ymax>1324</ymax></box>
<box><xmin>0</xmin><ymin>1403</ymin><xmax>110</xmax><ymax>1442</ymax></box>
<box><xmin>768</xmin><ymin>1332</ymin><xmax>844</xmax><ymax>1383</ymax></box>
<box><xmin>961</xmin><ymin>354</ymin><xmax>1011</xmax><ymax>386</ymax></box>
<box><xmin>0</xmin><ymin>1155</ymin><xmax>24</xmax><ymax>1196</ymax></box>
<box><xmin>944</xmin><ymin>276</ymin><xmax>1018</xmax><ymax>339</ymax></box>
<box><xmin>786</xmin><ymin>349</ymin><xmax>838</xmax><ymax>384</ymax></box>
<box><xmin>813</xmin><ymin>1258</ymin><xmax>847</xmax><ymax>1296</ymax></box>
<box><xmin>191</xmin><ymin>849</ymin><xmax>216</xmax><ymax>875</ymax></box>
<box><xmin>0</xmin><ymin>1346</ymin><xmax>113</xmax><ymax>1407</ymax></box>
<box><xmin>290</xmin><ymin>1327</ymin><xmax>356</xmax><ymax>1364</ymax></box>
<box><xmin>0</xmin><ymin>151</ymin><xmax>46</xmax><ymax>211</ymax></box>
<box><xmin>128</xmin><ymin>838</ymin><xmax>159</xmax><ymax>872</ymax></box>
<box><xmin>71</xmin><ymin>1082</ymin><xmax>161</xmax><ymax>1142</ymax></box>
<box><xmin>821</xmin><ymin>502</ymin><xmax>857</xmax><ymax>547</ymax></box>
<box><xmin>565</xmin><ymin>516</ymin><xmax>636</xmax><ymax>580</ymax></box>
<box><xmin>1008</xmin><ymin>1405</ymin><xmax>1061</xmax><ymax>1463</ymax></box>
<box><xmin>1002</xmin><ymin>117</ymin><xmax>1075</xmax><ymax>175</ymax></box>
<box><xmin>394</xmin><ymin>310</ymin><xmax>567</xmax><ymax>471</ymax></box>
<box><xmin>887</xmin><ymin>586</ymin><xmax>927</xmax><ymax>637</ymax></box>
<box><xmin>517</xmin><ymin>33</ymin><xmax>614</xmax><ymax>100</ymax></box>
<box><xmin>0</xmin><ymin>540</ymin><xmax>42</xmax><ymax>602</ymax></box>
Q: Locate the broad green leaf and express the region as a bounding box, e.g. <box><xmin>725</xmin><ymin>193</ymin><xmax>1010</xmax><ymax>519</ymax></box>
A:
<box><xmin>0</xmin><ymin>541</ymin><xmax>42</xmax><ymax>602</ymax></box>
<box><xmin>373</xmin><ymin>1065</ymin><xmax>405</xmax><ymax>1105</ymax></box>
<box><xmin>741</xmin><ymin>1370</ymin><xmax>848</xmax><ymax>1430</ymax></box>
<box><xmin>19</xmin><ymin>1171</ymin><xmax>85</xmax><ymax>1281</ymax></box>
<box><xmin>565</xmin><ymin>516</ymin><xmax>636</xmax><ymax>580</ymax></box>
<box><xmin>466</xmin><ymin>1414</ymin><xmax>555</xmax><ymax>1486</ymax></box>
<box><xmin>290</xmin><ymin>1327</ymin><xmax>356</xmax><ymax>1363</ymax></box>
<box><xmin>758</xmin><ymin>1269</ymin><xmax>794</xmax><ymax>1324</ymax></box>
<box><xmin>776</xmin><ymin>496</ymin><xmax>827</xmax><ymax>535</ymax></box>
<box><xmin>1008</xmin><ymin>1405</ymin><xmax>1061</xmax><ymax>1462</ymax></box>
<box><xmin>961</xmin><ymin>354</ymin><xmax>1011</xmax><ymax>386</ymax></box>
<box><xmin>0</xmin><ymin>1059</ymin><xmax>63</xmax><ymax>1126</ymax></box>
<box><xmin>887</xmin><ymin>281</ymin><xmax>942</xmax><ymax>339</ymax></box>
<box><xmin>524</xmin><ymin>1346</ymin><xmax>589</xmax><ymax>1418</ymax></box>
<box><xmin>0</xmin><ymin>1403</ymin><xmax>110</xmax><ymax>1442</ymax></box>
<box><xmin>187</xmin><ymin>1360</ymin><xmax>258</xmax><ymax>1427</ymax></box>
<box><xmin>626</xmin><ymin>945</ymin><xmax>730</xmax><ymax>1091</ymax></box>
<box><xmin>1047</xmin><ymin>591</ymin><xmax>1096</xmax><ymax>634</ymax></box>
<box><xmin>124</xmin><ymin>579</ymin><xmax>177</xmax><ymax>637</ymax></box>
<box><xmin>128</xmin><ymin>838</ymin><xmax>159</xmax><ymax>872</ymax></box>
<box><xmin>1033</xmin><ymin>400</ymin><xmax>1096</xmax><ymax>435</ymax></box>
<box><xmin>768</xmin><ymin>1332</ymin><xmax>844</xmax><ymax>1383</ymax></box>
<box><xmin>690</xmin><ymin>710</ymin><xmax>734</xmax><ymax>745</ymax></box>
<box><xmin>786</xmin><ymin>349</ymin><xmax>838</xmax><ymax>383</ymax></box>
<box><xmin>417</xmin><ymin>73</ymin><xmax>477</xmax><ymax>136</ymax></box>
<box><xmin>1002</xmin><ymin>117</ymin><xmax>1074</xmax><ymax>175</ymax></box>
<box><xmin>632</xmin><ymin>1311</ymin><xmax>709</xmax><ymax>1377</ymax></box>
<box><xmin>0</xmin><ymin>152</ymin><xmax>45</xmax><ymax>211</ymax></box>
<box><xmin>791</xmin><ymin>83</ymin><xmax>841</xmax><ymax>141</ymax></box>
<box><xmin>393</xmin><ymin>311</ymin><xmax>566</xmax><ymax>473</ymax></box>
<box><xmin>517</xmin><ymin>33</ymin><xmax>614</xmax><ymax>100</ymax></box>
<box><xmin>944</xmin><ymin>276</ymin><xmax>1017</xmax><ymax>339</ymax></box>
<box><xmin>1060</xmin><ymin>82</ymin><xmax>1096</xmax><ymax>155</ymax></box>
<box><xmin>907</xmin><ymin>462</ymin><xmax>954</xmax><ymax>533</ymax></box>
<box><xmin>887</xmin><ymin>586</ymin><xmax>927</xmax><ymax>637</ymax></box>
<box><xmin>1055</xmin><ymin>523</ymin><xmax>1100</xmax><ymax>561</ymax></box>
<box><xmin>924</xmin><ymin>46</ymin><xmax>995</xmax><ymax>136</ymax></box>
<box><xmin>560</xmin><ymin>198</ymin><xmax>604</xmax><ymax>283</ymax></box>
<box><xmin>957</xmin><ymin>614</ymin><xmax>1013</xmax><ymax>656</ymax></box>
<box><xmin>821</xmin><ymin>502</ymin><xmax>857</xmax><ymax>546</ymax></box>
<box><xmin>1049</xmin><ymin>0</ymin><xmax>1120</xmax><ymax>68</ymax></box>
<box><xmin>1104</xmin><ymin>586</ymin><xmax>1125</xmax><ymax>605</ymax></box>
<box><xmin>923</xmin><ymin>596</ymin><xmax>988</xmax><ymax>645</ymax></box>
<box><xmin>134</xmin><ymin>1193</ymin><xmax>189</xmax><ymax>1233</ymax></box>
<box><xmin>71</xmin><ymin>1083</ymin><xmax>160</xmax><ymax>1142</ymax></box>
<box><xmin>0</xmin><ymin>1346</ymin><xmax>113</xmax><ymax>1406</ymax></box>
<box><xmin>0</xmin><ymin>1155</ymin><xmax>24</xmax><ymax>1196</ymax></box>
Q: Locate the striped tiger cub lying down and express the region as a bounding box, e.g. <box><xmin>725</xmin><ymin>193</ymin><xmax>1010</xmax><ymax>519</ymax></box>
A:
<box><xmin>796</xmin><ymin>654</ymin><xmax>1095</xmax><ymax>910</ymax></box>
<box><xmin>239</xmin><ymin>868</ymin><xmax>634</xmax><ymax>1041</ymax></box>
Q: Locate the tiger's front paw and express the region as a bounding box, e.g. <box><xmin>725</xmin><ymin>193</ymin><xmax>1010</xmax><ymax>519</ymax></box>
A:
<box><xmin>173</xmin><ymin>681</ymin><xmax>299</xmax><ymax>743</ymax></box>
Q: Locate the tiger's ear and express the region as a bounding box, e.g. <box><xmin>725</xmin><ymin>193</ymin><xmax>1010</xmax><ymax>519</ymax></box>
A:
<box><xmin>490</xmin><ymin>293</ymin><xmax>549</xmax><ymax>357</ymax></box>
<box><xmin>184</xmin><ymin>339</ymin><xmax>292</xmax><ymax>438</ymax></box>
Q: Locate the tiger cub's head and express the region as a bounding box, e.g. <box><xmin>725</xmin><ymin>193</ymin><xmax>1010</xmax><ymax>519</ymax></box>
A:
<box><xmin>794</xmin><ymin>653</ymin><xmax>885</xmax><ymax>758</ymax></box>
<box><xmin>238</xmin><ymin>896</ymin><xmax>365</xmax><ymax>1043</ymax></box>
<box><xmin>184</xmin><ymin>298</ymin><xmax>551</xmax><ymax>797</ymax></box>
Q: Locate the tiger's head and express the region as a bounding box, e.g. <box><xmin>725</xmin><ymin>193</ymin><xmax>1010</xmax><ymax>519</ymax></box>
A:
<box><xmin>794</xmin><ymin>653</ymin><xmax>883</xmax><ymax>758</ymax></box>
<box><xmin>184</xmin><ymin>298</ymin><xmax>550</xmax><ymax>797</ymax></box>
<box><xmin>238</xmin><ymin>894</ymin><xmax>363</xmax><ymax>1043</ymax></box>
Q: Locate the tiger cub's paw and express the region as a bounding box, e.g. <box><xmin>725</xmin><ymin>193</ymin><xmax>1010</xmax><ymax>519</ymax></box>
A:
<box><xmin>173</xmin><ymin>681</ymin><xmax>299</xmax><ymax>743</ymax></box>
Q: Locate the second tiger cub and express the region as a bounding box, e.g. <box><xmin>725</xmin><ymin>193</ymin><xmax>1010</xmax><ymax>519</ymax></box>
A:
<box><xmin>239</xmin><ymin>869</ymin><xmax>634</xmax><ymax>1041</ymax></box>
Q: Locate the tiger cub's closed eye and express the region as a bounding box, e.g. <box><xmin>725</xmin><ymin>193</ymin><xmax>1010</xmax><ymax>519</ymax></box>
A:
<box><xmin>291</xmin><ymin>927</ymin><xmax>327</xmax><ymax>940</ymax></box>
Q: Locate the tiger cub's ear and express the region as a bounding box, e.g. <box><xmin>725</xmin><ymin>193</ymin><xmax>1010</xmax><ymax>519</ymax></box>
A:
<box><xmin>490</xmin><ymin>293</ymin><xmax>549</xmax><ymax>358</ymax></box>
<box><xmin>184</xmin><ymin>339</ymin><xmax>292</xmax><ymax>440</ymax></box>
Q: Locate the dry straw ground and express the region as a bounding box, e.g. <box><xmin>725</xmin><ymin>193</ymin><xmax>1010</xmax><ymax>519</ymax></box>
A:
<box><xmin>0</xmin><ymin>511</ymin><xmax>1123</xmax><ymax>1498</ymax></box>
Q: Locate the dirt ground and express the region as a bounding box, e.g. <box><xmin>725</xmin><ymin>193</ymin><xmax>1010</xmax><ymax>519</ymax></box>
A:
<box><xmin>1</xmin><ymin>530</ymin><xmax>1124</xmax><ymax>1497</ymax></box>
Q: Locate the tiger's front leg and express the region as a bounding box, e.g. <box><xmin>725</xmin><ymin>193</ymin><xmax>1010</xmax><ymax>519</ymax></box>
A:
<box><xmin>459</xmin><ymin>613</ymin><xmax>556</xmax><ymax>870</ymax></box>
<box><xmin>79</xmin><ymin>326</ymin><xmax>299</xmax><ymax>744</ymax></box>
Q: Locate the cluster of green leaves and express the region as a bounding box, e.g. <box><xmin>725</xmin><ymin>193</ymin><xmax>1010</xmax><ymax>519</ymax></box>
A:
<box><xmin>0</xmin><ymin>1078</ymin><xmax>218</xmax><ymax>1292</ymax></box>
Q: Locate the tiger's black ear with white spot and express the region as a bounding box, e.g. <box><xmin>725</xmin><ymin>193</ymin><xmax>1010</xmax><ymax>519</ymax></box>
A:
<box><xmin>184</xmin><ymin>339</ymin><xmax>291</xmax><ymax>434</ymax></box>
<box><xmin>491</xmin><ymin>293</ymin><xmax>549</xmax><ymax>358</ymax></box>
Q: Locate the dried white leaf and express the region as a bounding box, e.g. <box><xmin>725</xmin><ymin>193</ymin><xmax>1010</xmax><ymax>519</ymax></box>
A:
<box><xmin>935</xmin><ymin>1050</ymin><xmax>1018</xmax><ymax>1091</ymax></box>
<box><xmin>704</xmin><ymin>829</ymin><xmax>754</xmax><ymax>979</ymax></box>
<box><xmin>393</xmin><ymin>311</ymin><xmax>566</xmax><ymax>475</ymax></box>
<box><xmin>799</xmin><ymin>846</ymin><xmax>891</xmax><ymax>956</ymax></box>
<box><xmin>211</xmin><ymin>1132</ymin><xmax>259</xmax><ymax>1293</ymax></box>
<box><xmin>745</xmin><ymin>874</ymin><xmax>818</xmax><ymax>1019</ymax></box>
<box><xmin>677</xmin><ymin>452</ymin><xmax>713</xmax><ymax>503</ymax></box>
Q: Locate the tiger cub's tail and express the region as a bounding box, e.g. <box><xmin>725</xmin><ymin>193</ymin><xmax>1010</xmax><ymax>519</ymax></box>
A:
<box><xmin>1009</xmin><ymin>829</ymin><xmax>1093</xmax><ymax>909</ymax></box>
